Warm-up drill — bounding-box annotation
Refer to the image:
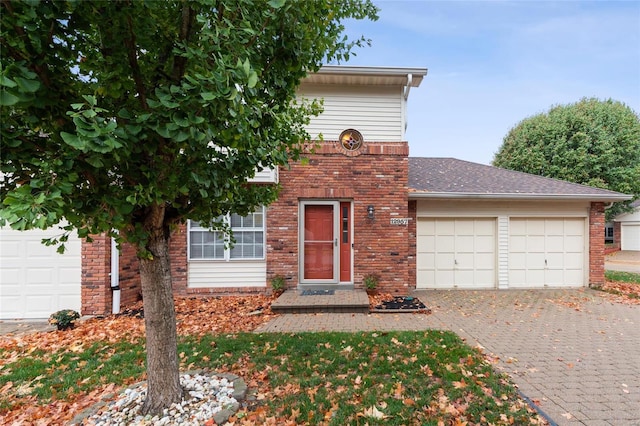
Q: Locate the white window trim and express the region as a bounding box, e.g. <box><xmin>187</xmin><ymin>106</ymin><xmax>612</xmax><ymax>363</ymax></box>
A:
<box><xmin>188</xmin><ymin>207</ymin><xmax>266</xmax><ymax>261</ymax></box>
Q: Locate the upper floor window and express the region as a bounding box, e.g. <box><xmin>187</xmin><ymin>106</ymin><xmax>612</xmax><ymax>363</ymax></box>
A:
<box><xmin>189</xmin><ymin>207</ymin><xmax>265</xmax><ymax>260</ymax></box>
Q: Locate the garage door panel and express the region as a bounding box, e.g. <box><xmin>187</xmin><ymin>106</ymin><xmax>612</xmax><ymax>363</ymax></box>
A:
<box><xmin>563</xmin><ymin>253</ymin><xmax>583</xmax><ymax>269</ymax></box>
<box><xmin>545</xmin><ymin>270</ymin><xmax>564</xmax><ymax>286</ymax></box>
<box><xmin>456</xmin><ymin>235</ymin><xmax>474</xmax><ymax>251</ymax></box>
<box><xmin>417</xmin><ymin>253</ymin><xmax>435</xmax><ymax>269</ymax></box>
<box><xmin>435</xmin><ymin>270</ymin><xmax>454</xmax><ymax>286</ymax></box>
<box><xmin>438</xmin><ymin>235</ymin><xmax>455</xmax><ymax>252</ymax></box>
<box><xmin>438</xmin><ymin>220</ymin><xmax>455</xmax><ymax>234</ymax></box>
<box><xmin>621</xmin><ymin>224</ymin><xmax>640</xmax><ymax>251</ymax></box>
<box><xmin>455</xmin><ymin>270</ymin><xmax>476</xmax><ymax>287</ymax></box>
<box><xmin>475</xmin><ymin>236</ymin><xmax>495</xmax><ymax>252</ymax></box>
<box><xmin>525</xmin><ymin>220</ymin><xmax>544</xmax><ymax>235</ymax></box>
<box><xmin>435</xmin><ymin>253</ymin><xmax>455</xmax><ymax>269</ymax></box>
<box><xmin>417</xmin><ymin>235</ymin><xmax>435</xmax><ymax>252</ymax></box>
<box><xmin>417</xmin><ymin>218</ymin><xmax>495</xmax><ymax>289</ymax></box>
<box><xmin>527</xmin><ymin>235</ymin><xmax>545</xmax><ymax>252</ymax></box>
<box><xmin>456</xmin><ymin>253</ymin><xmax>475</xmax><ymax>267</ymax></box>
<box><xmin>475</xmin><ymin>220</ymin><xmax>495</xmax><ymax>235</ymax></box>
<box><xmin>527</xmin><ymin>253</ymin><xmax>545</xmax><ymax>268</ymax></box>
<box><xmin>564</xmin><ymin>235</ymin><xmax>584</xmax><ymax>252</ymax></box>
<box><xmin>546</xmin><ymin>235</ymin><xmax>564</xmax><ymax>250</ymax></box>
<box><xmin>564</xmin><ymin>270</ymin><xmax>583</xmax><ymax>286</ymax></box>
<box><xmin>455</xmin><ymin>220</ymin><xmax>475</xmax><ymax>234</ymax></box>
<box><xmin>510</xmin><ymin>219</ymin><xmax>527</xmax><ymax>234</ymax></box>
<box><xmin>564</xmin><ymin>219</ymin><xmax>584</xmax><ymax>235</ymax></box>
<box><xmin>510</xmin><ymin>236</ymin><xmax>527</xmax><ymax>252</ymax></box>
<box><xmin>508</xmin><ymin>218</ymin><xmax>585</xmax><ymax>288</ymax></box>
<box><xmin>508</xmin><ymin>270</ymin><xmax>526</xmax><ymax>287</ymax></box>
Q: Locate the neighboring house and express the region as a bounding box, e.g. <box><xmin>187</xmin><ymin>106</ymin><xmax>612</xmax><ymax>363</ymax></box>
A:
<box><xmin>0</xmin><ymin>65</ymin><xmax>630</xmax><ymax>319</ymax></box>
<box><xmin>0</xmin><ymin>225</ymin><xmax>82</xmax><ymax>319</ymax></box>
<box><xmin>613</xmin><ymin>200</ymin><xmax>640</xmax><ymax>251</ymax></box>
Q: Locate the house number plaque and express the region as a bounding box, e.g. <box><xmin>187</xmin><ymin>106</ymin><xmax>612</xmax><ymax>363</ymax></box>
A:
<box><xmin>390</xmin><ymin>218</ymin><xmax>409</xmax><ymax>226</ymax></box>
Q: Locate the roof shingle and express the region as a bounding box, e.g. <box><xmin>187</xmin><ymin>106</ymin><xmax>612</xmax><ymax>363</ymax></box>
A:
<box><xmin>408</xmin><ymin>157</ymin><xmax>629</xmax><ymax>200</ymax></box>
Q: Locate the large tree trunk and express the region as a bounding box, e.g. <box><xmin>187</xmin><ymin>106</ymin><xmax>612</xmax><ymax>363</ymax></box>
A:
<box><xmin>138</xmin><ymin>204</ymin><xmax>182</xmax><ymax>415</ymax></box>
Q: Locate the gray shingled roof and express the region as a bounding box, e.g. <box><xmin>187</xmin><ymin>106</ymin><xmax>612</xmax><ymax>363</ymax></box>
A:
<box><xmin>408</xmin><ymin>157</ymin><xmax>629</xmax><ymax>201</ymax></box>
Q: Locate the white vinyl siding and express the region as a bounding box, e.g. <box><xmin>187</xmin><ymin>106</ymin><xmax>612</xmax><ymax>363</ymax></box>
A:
<box><xmin>298</xmin><ymin>84</ymin><xmax>404</xmax><ymax>142</ymax></box>
<box><xmin>188</xmin><ymin>261</ymin><xmax>266</xmax><ymax>288</ymax></box>
<box><xmin>508</xmin><ymin>218</ymin><xmax>585</xmax><ymax>288</ymax></box>
<box><xmin>248</xmin><ymin>166</ymin><xmax>278</xmax><ymax>183</ymax></box>
<box><xmin>0</xmin><ymin>226</ymin><xmax>81</xmax><ymax>319</ymax></box>
<box><xmin>417</xmin><ymin>218</ymin><xmax>496</xmax><ymax>289</ymax></box>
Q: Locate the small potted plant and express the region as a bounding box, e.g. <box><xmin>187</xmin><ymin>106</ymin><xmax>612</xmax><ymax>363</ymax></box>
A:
<box><xmin>363</xmin><ymin>274</ymin><xmax>379</xmax><ymax>295</ymax></box>
<box><xmin>48</xmin><ymin>309</ymin><xmax>80</xmax><ymax>331</ymax></box>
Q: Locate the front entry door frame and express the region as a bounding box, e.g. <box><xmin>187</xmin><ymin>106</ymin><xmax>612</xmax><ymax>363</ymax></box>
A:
<box><xmin>299</xmin><ymin>200</ymin><xmax>353</xmax><ymax>285</ymax></box>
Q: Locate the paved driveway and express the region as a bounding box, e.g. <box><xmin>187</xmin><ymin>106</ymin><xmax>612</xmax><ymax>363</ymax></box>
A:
<box><xmin>258</xmin><ymin>289</ymin><xmax>640</xmax><ymax>425</ymax></box>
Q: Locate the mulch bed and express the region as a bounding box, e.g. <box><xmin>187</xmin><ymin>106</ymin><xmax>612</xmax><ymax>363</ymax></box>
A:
<box><xmin>369</xmin><ymin>293</ymin><xmax>431</xmax><ymax>313</ymax></box>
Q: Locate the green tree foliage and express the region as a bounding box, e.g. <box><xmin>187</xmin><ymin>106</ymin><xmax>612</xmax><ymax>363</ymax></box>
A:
<box><xmin>493</xmin><ymin>98</ymin><xmax>640</xmax><ymax>219</ymax></box>
<box><xmin>1</xmin><ymin>0</ymin><xmax>377</xmax><ymax>414</ymax></box>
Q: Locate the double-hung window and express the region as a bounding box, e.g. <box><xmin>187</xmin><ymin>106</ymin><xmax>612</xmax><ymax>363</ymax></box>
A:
<box><xmin>189</xmin><ymin>207</ymin><xmax>265</xmax><ymax>260</ymax></box>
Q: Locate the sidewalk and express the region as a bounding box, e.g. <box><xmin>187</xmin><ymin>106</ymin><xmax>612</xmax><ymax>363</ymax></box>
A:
<box><xmin>605</xmin><ymin>250</ymin><xmax>640</xmax><ymax>273</ymax></box>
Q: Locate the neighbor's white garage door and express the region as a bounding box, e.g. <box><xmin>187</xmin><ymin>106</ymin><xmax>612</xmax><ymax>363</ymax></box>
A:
<box><xmin>508</xmin><ymin>218</ymin><xmax>585</xmax><ymax>288</ymax></box>
<box><xmin>417</xmin><ymin>218</ymin><xmax>496</xmax><ymax>289</ymax></box>
<box><xmin>0</xmin><ymin>227</ymin><xmax>81</xmax><ymax>319</ymax></box>
<box><xmin>621</xmin><ymin>224</ymin><xmax>640</xmax><ymax>251</ymax></box>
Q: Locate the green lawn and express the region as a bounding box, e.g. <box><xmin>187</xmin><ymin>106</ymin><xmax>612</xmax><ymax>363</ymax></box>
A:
<box><xmin>0</xmin><ymin>331</ymin><xmax>545</xmax><ymax>425</ymax></box>
<box><xmin>605</xmin><ymin>270</ymin><xmax>640</xmax><ymax>285</ymax></box>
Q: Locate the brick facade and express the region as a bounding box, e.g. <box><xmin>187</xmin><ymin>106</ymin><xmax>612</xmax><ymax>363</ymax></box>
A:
<box><xmin>81</xmin><ymin>234</ymin><xmax>112</xmax><ymax>315</ymax></box>
<box><xmin>588</xmin><ymin>202</ymin><xmax>606</xmax><ymax>287</ymax></box>
<box><xmin>79</xmin><ymin>159</ymin><xmax>612</xmax><ymax>315</ymax></box>
<box><xmin>267</xmin><ymin>140</ymin><xmax>410</xmax><ymax>293</ymax></box>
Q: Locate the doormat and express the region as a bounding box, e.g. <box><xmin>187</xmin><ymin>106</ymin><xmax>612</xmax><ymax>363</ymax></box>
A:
<box><xmin>301</xmin><ymin>289</ymin><xmax>335</xmax><ymax>296</ymax></box>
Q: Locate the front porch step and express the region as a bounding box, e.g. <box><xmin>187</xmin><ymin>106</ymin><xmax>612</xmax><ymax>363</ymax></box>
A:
<box><xmin>271</xmin><ymin>289</ymin><xmax>370</xmax><ymax>314</ymax></box>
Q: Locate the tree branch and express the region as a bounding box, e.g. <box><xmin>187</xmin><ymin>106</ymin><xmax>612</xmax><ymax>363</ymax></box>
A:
<box><xmin>125</xmin><ymin>13</ymin><xmax>148</xmax><ymax>111</ymax></box>
<box><xmin>171</xmin><ymin>4</ymin><xmax>194</xmax><ymax>82</ymax></box>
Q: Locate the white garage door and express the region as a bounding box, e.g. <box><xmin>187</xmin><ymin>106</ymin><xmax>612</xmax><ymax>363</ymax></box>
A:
<box><xmin>417</xmin><ymin>218</ymin><xmax>496</xmax><ymax>289</ymax></box>
<box><xmin>0</xmin><ymin>227</ymin><xmax>81</xmax><ymax>319</ymax></box>
<box><xmin>621</xmin><ymin>224</ymin><xmax>640</xmax><ymax>251</ymax></box>
<box><xmin>509</xmin><ymin>218</ymin><xmax>585</xmax><ymax>288</ymax></box>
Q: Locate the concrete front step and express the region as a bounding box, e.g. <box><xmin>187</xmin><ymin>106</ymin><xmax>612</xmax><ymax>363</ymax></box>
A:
<box><xmin>271</xmin><ymin>289</ymin><xmax>370</xmax><ymax>314</ymax></box>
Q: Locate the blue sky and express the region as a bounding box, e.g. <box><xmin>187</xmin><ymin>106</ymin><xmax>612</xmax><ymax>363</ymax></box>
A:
<box><xmin>343</xmin><ymin>0</ymin><xmax>640</xmax><ymax>164</ymax></box>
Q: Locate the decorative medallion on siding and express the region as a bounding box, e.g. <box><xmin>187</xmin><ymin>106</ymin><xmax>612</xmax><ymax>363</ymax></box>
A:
<box><xmin>339</xmin><ymin>129</ymin><xmax>364</xmax><ymax>155</ymax></box>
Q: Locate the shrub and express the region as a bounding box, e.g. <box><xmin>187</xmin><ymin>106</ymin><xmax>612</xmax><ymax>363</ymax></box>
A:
<box><xmin>48</xmin><ymin>309</ymin><xmax>80</xmax><ymax>331</ymax></box>
<box><xmin>271</xmin><ymin>275</ymin><xmax>285</xmax><ymax>295</ymax></box>
<box><xmin>363</xmin><ymin>274</ymin><xmax>379</xmax><ymax>292</ymax></box>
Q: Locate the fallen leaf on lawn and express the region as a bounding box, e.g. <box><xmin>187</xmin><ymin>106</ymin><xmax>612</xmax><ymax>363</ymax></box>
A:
<box><xmin>341</xmin><ymin>345</ymin><xmax>353</xmax><ymax>354</ymax></box>
<box><xmin>403</xmin><ymin>398</ymin><xmax>416</xmax><ymax>406</ymax></box>
<box><xmin>452</xmin><ymin>379</ymin><xmax>467</xmax><ymax>389</ymax></box>
<box><xmin>359</xmin><ymin>405</ymin><xmax>389</xmax><ymax>419</ymax></box>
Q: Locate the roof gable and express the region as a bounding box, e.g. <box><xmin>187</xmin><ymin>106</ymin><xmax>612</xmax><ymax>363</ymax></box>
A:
<box><xmin>408</xmin><ymin>157</ymin><xmax>630</xmax><ymax>201</ymax></box>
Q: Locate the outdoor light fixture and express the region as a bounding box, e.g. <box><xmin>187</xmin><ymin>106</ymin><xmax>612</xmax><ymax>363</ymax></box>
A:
<box><xmin>367</xmin><ymin>205</ymin><xmax>375</xmax><ymax>219</ymax></box>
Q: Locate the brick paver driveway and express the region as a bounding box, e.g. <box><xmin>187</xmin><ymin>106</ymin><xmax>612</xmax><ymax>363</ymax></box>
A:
<box><xmin>258</xmin><ymin>289</ymin><xmax>640</xmax><ymax>425</ymax></box>
<box><xmin>417</xmin><ymin>289</ymin><xmax>640</xmax><ymax>426</ymax></box>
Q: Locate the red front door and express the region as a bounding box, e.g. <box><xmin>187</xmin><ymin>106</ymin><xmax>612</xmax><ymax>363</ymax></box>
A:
<box><xmin>303</xmin><ymin>204</ymin><xmax>335</xmax><ymax>280</ymax></box>
<box><xmin>302</xmin><ymin>202</ymin><xmax>352</xmax><ymax>283</ymax></box>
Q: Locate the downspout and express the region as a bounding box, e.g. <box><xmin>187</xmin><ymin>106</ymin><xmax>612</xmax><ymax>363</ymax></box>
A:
<box><xmin>111</xmin><ymin>234</ymin><xmax>120</xmax><ymax>314</ymax></box>
<box><xmin>403</xmin><ymin>74</ymin><xmax>413</xmax><ymax>132</ymax></box>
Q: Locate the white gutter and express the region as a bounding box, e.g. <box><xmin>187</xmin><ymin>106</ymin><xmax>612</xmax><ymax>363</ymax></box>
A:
<box><xmin>110</xmin><ymin>235</ymin><xmax>120</xmax><ymax>314</ymax></box>
<box><xmin>408</xmin><ymin>192</ymin><xmax>632</xmax><ymax>202</ymax></box>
